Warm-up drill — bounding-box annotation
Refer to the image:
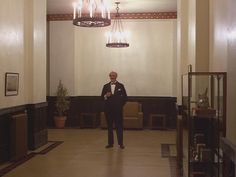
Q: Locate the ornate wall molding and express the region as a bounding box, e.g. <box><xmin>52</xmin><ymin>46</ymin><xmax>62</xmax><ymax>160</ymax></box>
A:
<box><xmin>47</xmin><ymin>12</ymin><xmax>177</xmax><ymax>21</ymax></box>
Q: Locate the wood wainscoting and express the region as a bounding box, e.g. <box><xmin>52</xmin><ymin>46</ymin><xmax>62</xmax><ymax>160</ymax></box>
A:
<box><xmin>0</xmin><ymin>105</ymin><xmax>26</xmax><ymax>164</ymax></box>
<box><xmin>0</xmin><ymin>114</ymin><xmax>11</xmax><ymax>163</ymax></box>
<box><xmin>27</xmin><ymin>102</ymin><xmax>48</xmax><ymax>150</ymax></box>
<box><xmin>47</xmin><ymin>96</ymin><xmax>177</xmax><ymax>128</ymax></box>
<box><xmin>0</xmin><ymin>102</ymin><xmax>48</xmax><ymax>164</ymax></box>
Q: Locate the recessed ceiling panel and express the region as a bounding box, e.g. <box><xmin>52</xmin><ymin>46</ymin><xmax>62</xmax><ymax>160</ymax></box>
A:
<box><xmin>47</xmin><ymin>0</ymin><xmax>177</xmax><ymax>14</ymax></box>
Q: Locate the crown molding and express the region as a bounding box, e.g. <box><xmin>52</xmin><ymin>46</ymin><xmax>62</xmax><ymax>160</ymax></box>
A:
<box><xmin>47</xmin><ymin>12</ymin><xmax>177</xmax><ymax>21</ymax></box>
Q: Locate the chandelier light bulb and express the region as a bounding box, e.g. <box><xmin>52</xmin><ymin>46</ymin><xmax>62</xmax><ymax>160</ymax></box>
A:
<box><xmin>72</xmin><ymin>0</ymin><xmax>111</xmax><ymax>27</ymax></box>
<box><xmin>106</xmin><ymin>2</ymin><xmax>129</xmax><ymax>48</ymax></box>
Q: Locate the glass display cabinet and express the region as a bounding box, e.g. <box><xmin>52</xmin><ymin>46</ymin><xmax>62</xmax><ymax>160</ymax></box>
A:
<box><xmin>181</xmin><ymin>72</ymin><xmax>227</xmax><ymax>177</ymax></box>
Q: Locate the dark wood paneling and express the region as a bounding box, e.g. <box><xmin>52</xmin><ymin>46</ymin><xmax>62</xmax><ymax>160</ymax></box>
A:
<box><xmin>0</xmin><ymin>105</ymin><xmax>26</xmax><ymax>116</ymax></box>
<box><xmin>0</xmin><ymin>115</ymin><xmax>10</xmax><ymax>163</ymax></box>
<box><xmin>221</xmin><ymin>138</ymin><xmax>236</xmax><ymax>177</ymax></box>
<box><xmin>47</xmin><ymin>96</ymin><xmax>103</xmax><ymax>127</ymax></box>
<box><xmin>176</xmin><ymin>115</ymin><xmax>183</xmax><ymax>170</ymax></box>
<box><xmin>47</xmin><ymin>96</ymin><xmax>177</xmax><ymax>128</ymax></box>
<box><xmin>129</xmin><ymin>96</ymin><xmax>177</xmax><ymax>128</ymax></box>
<box><xmin>10</xmin><ymin>113</ymin><xmax>28</xmax><ymax>161</ymax></box>
<box><xmin>0</xmin><ymin>106</ymin><xmax>26</xmax><ymax>164</ymax></box>
<box><xmin>0</xmin><ymin>102</ymin><xmax>48</xmax><ymax>164</ymax></box>
<box><xmin>27</xmin><ymin>102</ymin><xmax>48</xmax><ymax>150</ymax></box>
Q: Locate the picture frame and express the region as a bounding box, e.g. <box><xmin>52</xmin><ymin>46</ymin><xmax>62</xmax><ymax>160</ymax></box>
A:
<box><xmin>5</xmin><ymin>72</ymin><xmax>19</xmax><ymax>96</ymax></box>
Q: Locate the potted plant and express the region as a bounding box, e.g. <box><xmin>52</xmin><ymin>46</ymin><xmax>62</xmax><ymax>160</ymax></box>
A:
<box><xmin>54</xmin><ymin>80</ymin><xmax>70</xmax><ymax>128</ymax></box>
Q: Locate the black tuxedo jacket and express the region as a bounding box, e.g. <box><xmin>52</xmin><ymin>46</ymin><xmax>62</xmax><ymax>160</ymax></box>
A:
<box><xmin>101</xmin><ymin>82</ymin><xmax>127</xmax><ymax>113</ymax></box>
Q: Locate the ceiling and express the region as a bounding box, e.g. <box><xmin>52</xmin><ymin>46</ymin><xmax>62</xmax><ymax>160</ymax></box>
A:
<box><xmin>47</xmin><ymin>0</ymin><xmax>177</xmax><ymax>14</ymax></box>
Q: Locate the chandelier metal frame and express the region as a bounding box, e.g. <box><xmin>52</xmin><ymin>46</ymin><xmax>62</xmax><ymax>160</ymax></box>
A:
<box><xmin>106</xmin><ymin>2</ymin><xmax>129</xmax><ymax>48</ymax></box>
<box><xmin>72</xmin><ymin>0</ymin><xmax>111</xmax><ymax>27</ymax></box>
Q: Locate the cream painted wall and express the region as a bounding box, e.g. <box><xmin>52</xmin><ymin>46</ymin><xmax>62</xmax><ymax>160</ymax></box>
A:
<box><xmin>24</xmin><ymin>0</ymin><xmax>34</xmax><ymax>104</ymax></box>
<box><xmin>49</xmin><ymin>19</ymin><xmax>177</xmax><ymax>96</ymax></box>
<box><xmin>178</xmin><ymin>0</ymin><xmax>210</xmax><ymax>103</ymax></box>
<box><xmin>209</xmin><ymin>0</ymin><xmax>236</xmax><ymax>145</ymax></box>
<box><xmin>0</xmin><ymin>0</ymin><xmax>25</xmax><ymax>108</ymax></box>
<box><xmin>209</xmin><ymin>0</ymin><xmax>228</xmax><ymax>72</ymax></box>
<box><xmin>49</xmin><ymin>21</ymin><xmax>75</xmax><ymax>96</ymax></box>
<box><xmin>185</xmin><ymin>0</ymin><xmax>209</xmax><ymax>71</ymax></box>
<box><xmin>187</xmin><ymin>0</ymin><xmax>196</xmax><ymax>70</ymax></box>
<box><xmin>178</xmin><ymin>0</ymin><xmax>236</xmax><ymax>148</ymax></box>
<box><xmin>226</xmin><ymin>0</ymin><xmax>236</xmax><ymax>145</ymax></box>
<box><xmin>31</xmin><ymin>0</ymin><xmax>47</xmax><ymax>103</ymax></box>
<box><xmin>187</xmin><ymin>0</ymin><xmax>210</xmax><ymax>72</ymax></box>
<box><xmin>75</xmin><ymin>20</ymin><xmax>177</xmax><ymax>96</ymax></box>
<box><xmin>177</xmin><ymin>0</ymin><xmax>189</xmax><ymax>103</ymax></box>
<box><xmin>0</xmin><ymin>0</ymin><xmax>47</xmax><ymax>108</ymax></box>
<box><xmin>196</xmin><ymin>0</ymin><xmax>209</xmax><ymax>72</ymax></box>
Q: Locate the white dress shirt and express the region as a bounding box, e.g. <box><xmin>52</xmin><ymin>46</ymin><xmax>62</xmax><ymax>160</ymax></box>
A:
<box><xmin>111</xmin><ymin>84</ymin><xmax>116</xmax><ymax>94</ymax></box>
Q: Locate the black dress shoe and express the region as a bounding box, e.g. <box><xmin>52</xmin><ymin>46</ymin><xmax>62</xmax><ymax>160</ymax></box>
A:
<box><xmin>105</xmin><ymin>145</ymin><xmax>113</xmax><ymax>148</ymax></box>
<box><xmin>119</xmin><ymin>145</ymin><xmax>125</xmax><ymax>149</ymax></box>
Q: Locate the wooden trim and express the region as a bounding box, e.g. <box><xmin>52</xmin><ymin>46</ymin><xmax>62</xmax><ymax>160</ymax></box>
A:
<box><xmin>47</xmin><ymin>12</ymin><xmax>177</xmax><ymax>21</ymax></box>
<box><xmin>221</xmin><ymin>138</ymin><xmax>236</xmax><ymax>163</ymax></box>
<box><xmin>49</xmin><ymin>95</ymin><xmax>176</xmax><ymax>99</ymax></box>
<box><xmin>188</xmin><ymin>72</ymin><xmax>227</xmax><ymax>76</ymax></box>
<box><xmin>0</xmin><ymin>144</ymin><xmax>9</xmax><ymax>164</ymax></box>
<box><xmin>46</xmin><ymin>96</ymin><xmax>177</xmax><ymax>101</ymax></box>
<box><xmin>27</xmin><ymin>102</ymin><xmax>48</xmax><ymax>109</ymax></box>
<box><xmin>0</xmin><ymin>102</ymin><xmax>48</xmax><ymax>116</ymax></box>
<box><xmin>223</xmin><ymin>73</ymin><xmax>227</xmax><ymax>137</ymax></box>
<box><xmin>0</xmin><ymin>105</ymin><xmax>26</xmax><ymax>116</ymax></box>
<box><xmin>221</xmin><ymin>137</ymin><xmax>236</xmax><ymax>177</ymax></box>
<box><xmin>26</xmin><ymin>103</ymin><xmax>48</xmax><ymax>150</ymax></box>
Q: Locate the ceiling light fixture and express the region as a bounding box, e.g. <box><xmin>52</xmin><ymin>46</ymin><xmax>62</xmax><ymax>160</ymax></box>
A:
<box><xmin>72</xmin><ymin>0</ymin><xmax>111</xmax><ymax>27</ymax></box>
<box><xmin>106</xmin><ymin>2</ymin><xmax>129</xmax><ymax>48</ymax></box>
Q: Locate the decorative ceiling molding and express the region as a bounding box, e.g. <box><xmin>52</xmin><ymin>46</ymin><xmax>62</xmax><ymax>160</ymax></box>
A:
<box><xmin>47</xmin><ymin>12</ymin><xmax>177</xmax><ymax>21</ymax></box>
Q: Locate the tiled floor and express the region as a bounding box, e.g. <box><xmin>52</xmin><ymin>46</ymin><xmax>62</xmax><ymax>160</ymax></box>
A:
<box><xmin>3</xmin><ymin>129</ymin><xmax>176</xmax><ymax>177</ymax></box>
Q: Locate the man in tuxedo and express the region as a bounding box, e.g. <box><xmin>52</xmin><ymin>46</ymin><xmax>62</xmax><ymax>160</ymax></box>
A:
<box><xmin>101</xmin><ymin>71</ymin><xmax>127</xmax><ymax>149</ymax></box>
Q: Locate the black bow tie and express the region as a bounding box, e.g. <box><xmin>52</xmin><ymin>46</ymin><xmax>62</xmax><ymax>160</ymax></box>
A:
<box><xmin>111</xmin><ymin>83</ymin><xmax>116</xmax><ymax>85</ymax></box>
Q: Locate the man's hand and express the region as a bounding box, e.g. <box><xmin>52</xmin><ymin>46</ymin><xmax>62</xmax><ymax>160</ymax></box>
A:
<box><xmin>106</xmin><ymin>92</ymin><xmax>112</xmax><ymax>97</ymax></box>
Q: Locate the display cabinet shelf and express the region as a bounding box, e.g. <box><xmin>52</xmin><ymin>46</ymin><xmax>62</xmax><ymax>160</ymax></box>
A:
<box><xmin>181</xmin><ymin>72</ymin><xmax>227</xmax><ymax>177</ymax></box>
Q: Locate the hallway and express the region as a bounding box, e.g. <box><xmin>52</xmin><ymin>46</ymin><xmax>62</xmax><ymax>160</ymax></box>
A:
<box><xmin>2</xmin><ymin>129</ymin><xmax>176</xmax><ymax>177</ymax></box>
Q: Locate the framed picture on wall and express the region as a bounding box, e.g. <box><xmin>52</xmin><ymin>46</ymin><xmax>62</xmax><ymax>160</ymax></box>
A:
<box><xmin>5</xmin><ymin>72</ymin><xmax>19</xmax><ymax>96</ymax></box>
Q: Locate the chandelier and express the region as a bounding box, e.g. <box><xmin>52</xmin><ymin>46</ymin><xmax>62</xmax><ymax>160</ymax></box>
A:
<box><xmin>106</xmin><ymin>2</ymin><xmax>129</xmax><ymax>48</ymax></box>
<box><xmin>72</xmin><ymin>0</ymin><xmax>111</xmax><ymax>27</ymax></box>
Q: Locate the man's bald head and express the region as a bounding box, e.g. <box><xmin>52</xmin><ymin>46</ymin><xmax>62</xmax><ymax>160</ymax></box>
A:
<box><xmin>109</xmin><ymin>71</ymin><xmax>118</xmax><ymax>82</ymax></box>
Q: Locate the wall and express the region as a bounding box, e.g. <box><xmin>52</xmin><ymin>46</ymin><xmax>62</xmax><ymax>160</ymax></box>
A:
<box><xmin>210</xmin><ymin>0</ymin><xmax>236</xmax><ymax>145</ymax></box>
<box><xmin>177</xmin><ymin>0</ymin><xmax>210</xmax><ymax>102</ymax></box>
<box><xmin>195</xmin><ymin>0</ymin><xmax>209</xmax><ymax>72</ymax></box>
<box><xmin>187</xmin><ymin>0</ymin><xmax>210</xmax><ymax>72</ymax></box>
<box><xmin>177</xmin><ymin>0</ymin><xmax>189</xmax><ymax>103</ymax></box>
<box><xmin>0</xmin><ymin>0</ymin><xmax>47</xmax><ymax>109</ymax></box>
<box><xmin>49</xmin><ymin>21</ymin><xmax>75</xmax><ymax>96</ymax></box>
<box><xmin>226</xmin><ymin>0</ymin><xmax>236</xmax><ymax>146</ymax></box>
<box><xmin>187</xmin><ymin>0</ymin><xmax>196</xmax><ymax>70</ymax></box>
<box><xmin>31</xmin><ymin>0</ymin><xmax>47</xmax><ymax>103</ymax></box>
<box><xmin>178</xmin><ymin>0</ymin><xmax>236</xmax><ymax>145</ymax></box>
<box><xmin>0</xmin><ymin>0</ymin><xmax>25</xmax><ymax>108</ymax></box>
<box><xmin>209</xmin><ymin>0</ymin><xmax>228</xmax><ymax>72</ymax></box>
<box><xmin>49</xmin><ymin>19</ymin><xmax>177</xmax><ymax>97</ymax></box>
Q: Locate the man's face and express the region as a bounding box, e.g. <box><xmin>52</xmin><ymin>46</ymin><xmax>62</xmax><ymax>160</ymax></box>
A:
<box><xmin>109</xmin><ymin>72</ymin><xmax>117</xmax><ymax>82</ymax></box>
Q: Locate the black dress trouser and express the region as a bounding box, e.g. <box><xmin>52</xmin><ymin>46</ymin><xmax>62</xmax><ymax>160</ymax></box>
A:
<box><xmin>105</xmin><ymin>110</ymin><xmax>123</xmax><ymax>146</ymax></box>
